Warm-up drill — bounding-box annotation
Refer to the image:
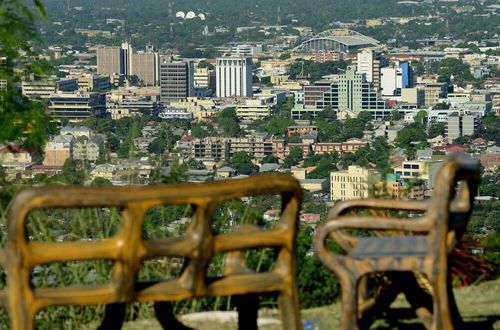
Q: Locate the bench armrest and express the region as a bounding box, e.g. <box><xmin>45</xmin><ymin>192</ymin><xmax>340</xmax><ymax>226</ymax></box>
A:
<box><xmin>329</xmin><ymin>199</ymin><xmax>429</xmax><ymax>218</ymax></box>
<box><xmin>313</xmin><ymin>215</ymin><xmax>431</xmax><ymax>271</ymax></box>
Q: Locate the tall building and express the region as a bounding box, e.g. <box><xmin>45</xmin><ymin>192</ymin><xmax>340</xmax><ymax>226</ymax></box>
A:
<box><xmin>120</xmin><ymin>42</ymin><xmax>133</xmax><ymax>75</ymax></box>
<box><xmin>353</xmin><ymin>49</ymin><xmax>387</xmax><ymax>90</ymax></box>
<box><xmin>97</xmin><ymin>42</ymin><xmax>133</xmax><ymax>75</ymax></box>
<box><xmin>380</xmin><ymin>62</ymin><xmax>415</xmax><ymax>97</ymax></box>
<box><xmin>400</xmin><ymin>62</ymin><xmax>414</xmax><ymax>89</ymax></box>
<box><xmin>314</xmin><ymin>66</ymin><xmax>389</xmax><ymax>120</ymax></box>
<box><xmin>131</xmin><ymin>50</ymin><xmax>159</xmax><ymax>86</ymax></box>
<box><xmin>381</xmin><ymin>67</ymin><xmax>402</xmax><ymax>97</ymax></box>
<box><xmin>97</xmin><ymin>46</ymin><xmax>122</xmax><ymax>75</ymax></box>
<box><xmin>216</xmin><ymin>56</ymin><xmax>253</xmax><ymax>98</ymax></box>
<box><xmin>159</xmin><ymin>58</ymin><xmax>193</xmax><ymax>103</ymax></box>
<box><xmin>330</xmin><ymin>165</ymin><xmax>381</xmax><ymax>201</ymax></box>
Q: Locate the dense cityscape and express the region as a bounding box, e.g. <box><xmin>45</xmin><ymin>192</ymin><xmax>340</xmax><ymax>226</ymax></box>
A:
<box><xmin>0</xmin><ymin>0</ymin><xmax>499</xmax><ymax>327</ymax></box>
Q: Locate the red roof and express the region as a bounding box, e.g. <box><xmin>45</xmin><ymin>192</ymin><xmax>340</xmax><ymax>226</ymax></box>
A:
<box><xmin>179</xmin><ymin>135</ymin><xmax>195</xmax><ymax>142</ymax></box>
<box><xmin>388</xmin><ymin>100</ymin><xmax>398</xmax><ymax>107</ymax></box>
<box><xmin>300</xmin><ymin>214</ymin><xmax>321</xmax><ymax>222</ymax></box>
<box><xmin>305</xmin><ymin>166</ymin><xmax>317</xmax><ymax>173</ymax></box>
<box><xmin>447</xmin><ymin>145</ymin><xmax>468</xmax><ymax>151</ymax></box>
<box><xmin>0</xmin><ymin>146</ymin><xmax>29</xmax><ymax>153</ymax></box>
<box><xmin>32</xmin><ymin>165</ymin><xmax>63</xmax><ymax>170</ymax></box>
<box><xmin>433</xmin><ymin>144</ymin><xmax>468</xmax><ymax>152</ymax></box>
<box><xmin>472</xmin><ymin>137</ymin><xmax>485</xmax><ymax>144</ymax></box>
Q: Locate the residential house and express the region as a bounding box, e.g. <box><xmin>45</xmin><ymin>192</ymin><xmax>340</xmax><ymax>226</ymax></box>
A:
<box><xmin>43</xmin><ymin>135</ymin><xmax>74</xmax><ymax>166</ymax></box>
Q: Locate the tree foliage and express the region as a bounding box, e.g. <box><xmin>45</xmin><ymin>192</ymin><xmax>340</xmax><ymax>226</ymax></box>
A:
<box><xmin>0</xmin><ymin>0</ymin><xmax>56</xmax><ymax>151</ymax></box>
<box><xmin>283</xmin><ymin>147</ymin><xmax>303</xmax><ymax>168</ymax></box>
<box><xmin>431</xmin><ymin>58</ymin><xmax>474</xmax><ymax>84</ymax></box>
<box><xmin>214</xmin><ymin>107</ymin><xmax>241</xmax><ymax>137</ymax></box>
<box><xmin>395</xmin><ymin>123</ymin><xmax>427</xmax><ymax>150</ymax></box>
<box><xmin>287</xmin><ymin>60</ymin><xmax>347</xmax><ymax>82</ymax></box>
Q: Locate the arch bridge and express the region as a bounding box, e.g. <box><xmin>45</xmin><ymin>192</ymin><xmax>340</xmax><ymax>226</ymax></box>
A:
<box><xmin>292</xmin><ymin>29</ymin><xmax>379</xmax><ymax>53</ymax></box>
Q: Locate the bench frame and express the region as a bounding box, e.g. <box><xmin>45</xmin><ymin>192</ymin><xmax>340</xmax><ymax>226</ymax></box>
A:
<box><xmin>0</xmin><ymin>173</ymin><xmax>302</xmax><ymax>329</ymax></box>
<box><xmin>314</xmin><ymin>153</ymin><xmax>480</xmax><ymax>330</ymax></box>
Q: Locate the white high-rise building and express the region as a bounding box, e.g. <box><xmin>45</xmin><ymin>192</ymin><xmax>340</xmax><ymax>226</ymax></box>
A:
<box><xmin>121</xmin><ymin>42</ymin><xmax>133</xmax><ymax>76</ymax></box>
<box><xmin>354</xmin><ymin>49</ymin><xmax>387</xmax><ymax>90</ymax></box>
<box><xmin>381</xmin><ymin>67</ymin><xmax>403</xmax><ymax>97</ymax></box>
<box><xmin>216</xmin><ymin>56</ymin><xmax>253</xmax><ymax>98</ymax></box>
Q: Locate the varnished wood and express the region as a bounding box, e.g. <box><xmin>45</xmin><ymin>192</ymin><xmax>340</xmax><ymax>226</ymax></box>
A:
<box><xmin>313</xmin><ymin>152</ymin><xmax>480</xmax><ymax>330</ymax></box>
<box><xmin>0</xmin><ymin>173</ymin><xmax>302</xmax><ymax>330</ymax></box>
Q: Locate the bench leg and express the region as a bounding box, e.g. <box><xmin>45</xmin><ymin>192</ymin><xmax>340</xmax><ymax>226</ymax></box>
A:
<box><xmin>339</xmin><ymin>276</ymin><xmax>359</xmax><ymax>330</ymax></box>
<box><xmin>429</xmin><ymin>272</ymin><xmax>456</xmax><ymax>330</ymax></box>
<box><xmin>234</xmin><ymin>294</ymin><xmax>259</xmax><ymax>330</ymax></box>
<box><xmin>98</xmin><ymin>303</ymin><xmax>126</xmax><ymax>330</ymax></box>
<box><xmin>278</xmin><ymin>287</ymin><xmax>301</xmax><ymax>330</ymax></box>
<box><xmin>154</xmin><ymin>301</ymin><xmax>193</xmax><ymax>330</ymax></box>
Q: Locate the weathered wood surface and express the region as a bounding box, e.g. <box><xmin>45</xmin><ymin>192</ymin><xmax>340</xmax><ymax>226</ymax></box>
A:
<box><xmin>314</xmin><ymin>152</ymin><xmax>480</xmax><ymax>330</ymax></box>
<box><xmin>0</xmin><ymin>173</ymin><xmax>303</xmax><ymax>330</ymax></box>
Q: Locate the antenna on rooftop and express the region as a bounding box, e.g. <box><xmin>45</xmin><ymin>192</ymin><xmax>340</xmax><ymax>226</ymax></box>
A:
<box><xmin>274</xmin><ymin>0</ymin><xmax>281</xmax><ymax>44</ymax></box>
<box><xmin>277</xmin><ymin>2</ymin><xmax>281</xmax><ymax>26</ymax></box>
<box><xmin>168</xmin><ymin>0</ymin><xmax>174</xmax><ymax>39</ymax></box>
<box><xmin>445</xmin><ymin>6</ymin><xmax>450</xmax><ymax>39</ymax></box>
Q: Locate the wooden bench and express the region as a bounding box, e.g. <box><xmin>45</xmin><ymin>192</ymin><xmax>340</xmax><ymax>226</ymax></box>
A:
<box><xmin>314</xmin><ymin>152</ymin><xmax>480</xmax><ymax>330</ymax></box>
<box><xmin>0</xmin><ymin>173</ymin><xmax>302</xmax><ymax>329</ymax></box>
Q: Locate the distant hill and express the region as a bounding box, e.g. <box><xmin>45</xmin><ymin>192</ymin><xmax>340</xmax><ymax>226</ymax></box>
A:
<box><xmin>38</xmin><ymin>0</ymin><xmax>498</xmax><ymax>50</ymax></box>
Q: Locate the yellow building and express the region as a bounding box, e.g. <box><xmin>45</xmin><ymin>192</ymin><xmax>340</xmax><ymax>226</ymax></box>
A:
<box><xmin>22</xmin><ymin>81</ymin><xmax>56</xmax><ymax>99</ymax></box>
<box><xmin>393</xmin><ymin>160</ymin><xmax>444</xmax><ymax>190</ymax></box>
<box><xmin>0</xmin><ymin>147</ymin><xmax>32</xmax><ymax>163</ymax></box>
<box><xmin>401</xmin><ymin>88</ymin><xmax>425</xmax><ymax>106</ymax></box>
<box><xmin>90</xmin><ymin>163</ymin><xmax>116</xmax><ymax>181</ymax></box>
<box><xmin>260</xmin><ymin>59</ymin><xmax>294</xmax><ymax>70</ymax></box>
<box><xmin>235</xmin><ymin>99</ymin><xmax>274</xmax><ymax>120</ymax></box>
<box><xmin>291</xmin><ymin>168</ymin><xmax>307</xmax><ymax>180</ymax></box>
<box><xmin>193</xmin><ymin>68</ymin><xmax>212</xmax><ymax>88</ymax></box>
<box><xmin>67</xmin><ymin>74</ymin><xmax>110</xmax><ymax>92</ymax></box>
<box><xmin>330</xmin><ymin>166</ymin><xmax>381</xmax><ymax>201</ymax></box>
<box><xmin>447</xmin><ymin>92</ymin><xmax>471</xmax><ymax>99</ymax></box>
<box><xmin>287</xmin><ymin>125</ymin><xmax>318</xmax><ymax>136</ymax></box>
<box><xmin>274</xmin><ymin>81</ymin><xmax>304</xmax><ymax>91</ymax></box>
<box><xmin>216</xmin><ymin>166</ymin><xmax>235</xmax><ymax>178</ymax></box>
<box><xmin>270</xmin><ymin>75</ymin><xmax>289</xmax><ymax>85</ymax></box>
<box><xmin>366</xmin><ymin>19</ymin><xmax>382</xmax><ymax>26</ymax></box>
<box><xmin>169</xmin><ymin>97</ymin><xmax>219</xmax><ymax>120</ymax></box>
<box><xmin>110</xmin><ymin>108</ymin><xmax>141</xmax><ymax>120</ymax></box>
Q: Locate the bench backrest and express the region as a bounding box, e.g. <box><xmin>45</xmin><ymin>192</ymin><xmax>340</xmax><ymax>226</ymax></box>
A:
<box><xmin>0</xmin><ymin>173</ymin><xmax>302</xmax><ymax>329</ymax></box>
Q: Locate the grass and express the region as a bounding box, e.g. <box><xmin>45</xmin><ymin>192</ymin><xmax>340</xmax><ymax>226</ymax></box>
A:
<box><xmin>115</xmin><ymin>279</ymin><xmax>500</xmax><ymax>329</ymax></box>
